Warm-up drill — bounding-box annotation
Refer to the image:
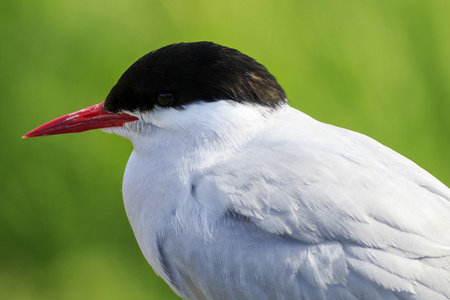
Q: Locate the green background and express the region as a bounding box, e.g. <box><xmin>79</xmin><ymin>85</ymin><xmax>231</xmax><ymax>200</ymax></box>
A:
<box><xmin>2</xmin><ymin>0</ymin><xmax>449</xmax><ymax>299</ymax></box>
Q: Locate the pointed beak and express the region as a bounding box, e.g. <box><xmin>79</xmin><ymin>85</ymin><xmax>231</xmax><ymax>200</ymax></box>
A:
<box><xmin>23</xmin><ymin>102</ymin><xmax>139</xmax><ymax>138</ymax></box>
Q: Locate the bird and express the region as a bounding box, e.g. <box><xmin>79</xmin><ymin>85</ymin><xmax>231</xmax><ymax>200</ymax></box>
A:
<box><xmin>24</xmin><ymin>41</ymin><xmax>450</xmax><ymax>300</ymax></box>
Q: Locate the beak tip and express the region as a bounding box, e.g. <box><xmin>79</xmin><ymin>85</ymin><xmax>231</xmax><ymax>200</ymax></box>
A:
<box><xmin>22</xmin><ymin>130</ymin><xmax>39</xmax><ymax>138</ymax></box>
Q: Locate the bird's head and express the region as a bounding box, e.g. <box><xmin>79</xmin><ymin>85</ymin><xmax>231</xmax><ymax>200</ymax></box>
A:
<box><xmin>23</xmin><ymin>42</ymin><xmax>287</xmax><ymax>140</ymax></box>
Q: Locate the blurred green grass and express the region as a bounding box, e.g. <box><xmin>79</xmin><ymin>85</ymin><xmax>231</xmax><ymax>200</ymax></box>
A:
<box><xmin>1</xmin><ymin>0</ymin><xmax>449</xmax><ymax>299</ymax></box>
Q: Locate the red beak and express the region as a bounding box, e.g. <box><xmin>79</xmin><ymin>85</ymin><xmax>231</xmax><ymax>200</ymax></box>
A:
<box><xmin>23</xmin><ymin>102</ymin><xmax>139</xmax><ymax>138</ymax></box>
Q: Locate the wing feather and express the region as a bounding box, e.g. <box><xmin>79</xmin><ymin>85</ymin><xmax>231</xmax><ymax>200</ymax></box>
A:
<box><xmin>192</xmin><ymin>109</ymin><xmax>450</xmax><ymax>298</ymax></box>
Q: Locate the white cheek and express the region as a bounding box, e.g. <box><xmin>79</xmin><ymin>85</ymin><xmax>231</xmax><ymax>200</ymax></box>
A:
<box><xmin>141</xmin><ymin>107</ymin><xmax>178</xmax><ymax>128</ymax></box>
<box><xmin>140</xmin><ymin>104</ymin><xmax>214</xmax><ymax>129</ymax></box>
<box><xmin>140</xmin><ymin>100</ymin><xmax>273</xmax><ymax>131</ymax></box>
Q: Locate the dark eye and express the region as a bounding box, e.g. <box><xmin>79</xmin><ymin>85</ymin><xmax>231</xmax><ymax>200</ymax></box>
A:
<box><xmin>157</xmin><ymin>93</ymin><xmax>174</xmax><ymax>106</ymax></box>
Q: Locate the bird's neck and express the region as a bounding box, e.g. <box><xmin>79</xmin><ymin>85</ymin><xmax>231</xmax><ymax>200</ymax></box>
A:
<box><xmin>121</xmin><ymin>101</ymin><xmax>286</xmax><ymax>276</ymax></box>
<box><xmin>130</xmin><ymin>100</ymin><xmax>285</xmax><ymax>169</ymax></box>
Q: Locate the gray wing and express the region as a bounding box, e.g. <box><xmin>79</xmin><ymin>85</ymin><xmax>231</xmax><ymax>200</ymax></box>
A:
<box><xmin>184</xmin><ymin>114</ymin><xmax>450</xmax><ymax>299</ymax></box>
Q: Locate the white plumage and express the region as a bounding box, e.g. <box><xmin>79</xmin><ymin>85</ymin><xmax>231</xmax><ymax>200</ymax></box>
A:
<box><xmin>106</xmin><ymin>100</ymin><xmax>450</xmax><ymax>299</ymax></box>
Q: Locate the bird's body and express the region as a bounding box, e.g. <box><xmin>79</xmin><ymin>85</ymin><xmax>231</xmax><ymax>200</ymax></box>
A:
<box><xmin>116</xmin><ymin>101</ymin><xmax>450</xmax><ymax>299</ymax></box>
<box><xmin>25</xmin><ymin>42</ymin><xmax>450</xmax><ymax>299</ymax></box>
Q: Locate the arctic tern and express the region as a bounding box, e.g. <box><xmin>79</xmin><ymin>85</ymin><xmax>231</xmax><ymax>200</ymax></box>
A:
<box><xmin>24</xmin><ymin>42</ymin><xmax>450</xmax><ymax>299</ymax></box>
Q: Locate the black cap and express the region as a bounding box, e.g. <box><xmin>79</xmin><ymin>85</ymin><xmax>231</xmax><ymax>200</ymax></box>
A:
<box><xmin>104</xmin><ymin>42</ymin><xmax>287</xmax><ymax>113</ymax></box>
